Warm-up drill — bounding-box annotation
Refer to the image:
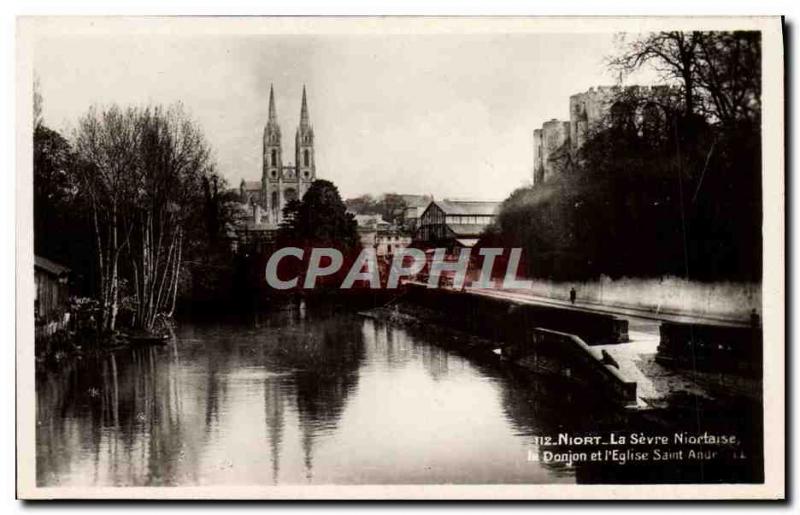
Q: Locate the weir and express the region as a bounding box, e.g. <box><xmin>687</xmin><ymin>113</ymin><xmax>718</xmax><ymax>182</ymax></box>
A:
<box><xmin>394</xmin><ymin>282</ymin><xmax>762</xmax><ymax>410</ymax></box>
<box><xmin>402</xmin><ymin>283</ymin><xmax>638</xmax><ymax>407</ymax></box>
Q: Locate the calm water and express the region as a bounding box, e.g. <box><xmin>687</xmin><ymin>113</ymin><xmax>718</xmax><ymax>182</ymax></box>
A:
<box><xmin>37</xmin><ymin>302</ymin><xmax>614</xmax><ymax>486</ymax></box>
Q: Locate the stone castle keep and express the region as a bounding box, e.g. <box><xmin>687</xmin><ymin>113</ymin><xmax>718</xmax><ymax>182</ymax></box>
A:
<box><xmin>533</xmin><ymin>85</ymin><xmax>670</xmax><ymax>185</ymax></box>
<box><xmin>533</xmin><ymin>86</ymin><xmax>618</xmax><ymax>185</ymax></box>
<box><xmin>240</xmin><ymin>84</ymin><xmax>316</xmax><ymax>224</ymax></box>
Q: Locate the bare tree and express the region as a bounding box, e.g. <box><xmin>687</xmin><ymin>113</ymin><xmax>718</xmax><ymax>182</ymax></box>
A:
<box><xmin>610</xmin><ymin>31</ymin><xmax>761</xmax><ymax>127</ymax></box>
<box><xmin>693</xmin><ymin>31</ymin><xmax>761</xmax><ymax>127</ymax></box>
<box><xmin>74</xmin><ymin>104</ymin><xmax>213</xmax><ymax>333</ymax></box>
<box><xmin>129</xmin><ymin>104</ymin><xmax>211</xmax><ymax>330</ymax></box>
<box><xmin>610</xmin><ymin>31</ymin><xmax>702</xmax><ymax>118</ymax></box>
<box><xmin>74</xmin><ymin>106</ymin><xmax>140</xmax><ymax>332</ymax></box>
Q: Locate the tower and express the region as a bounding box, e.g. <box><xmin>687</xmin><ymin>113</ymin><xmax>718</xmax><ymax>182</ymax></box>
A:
<box><xmin>263</xmin><ymin>84</ymin><xmax>283</xmax><ymax>220</ymax></box>
<box><xmin>295</xmin><ymin>85</ymin><xmax>315</xmax><ymax>190</ymax></box>
<box><xmin>259</xmin><ymin>85</ymin><xmax>318</xmax><ymax>225</ymax></box>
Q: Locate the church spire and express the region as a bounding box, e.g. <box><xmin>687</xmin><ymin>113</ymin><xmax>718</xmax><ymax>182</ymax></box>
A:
<box><xmin>268</xmin><ymin>83</ymin><xmax>277</xmax><ymax>123</ymax></box>
<box><xmin>295</xmin><ymin>84</ymin><xmax>315</xmax><ymax>182</ymax></box>
<box><xmin>300</xmin><ymin>85</ymin><xmax>309</xmax><ymax>127</ymax></box>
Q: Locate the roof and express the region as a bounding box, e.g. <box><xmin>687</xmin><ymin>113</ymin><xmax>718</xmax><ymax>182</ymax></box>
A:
<box><xmin>240</xmin><ymin>180</ymin><xmax>261</xmax><ymax>191</ymax></box>
<box><xmin>34</xmin><ymin>255</ymin><xmax>70</xmax><ymax>276</ymax></box>
<box><xmin>404</xmin><ymin>205</ymin><xmax>428</xmax><ymax>217</ymax></box>
<box><xmin>354</xmin><ymin>214</ymin><xmax>390</xmax><ymax>229</ymax></box>
<box><xmin>447</xmin><ymin>223</ymin><xmax>492</xmax><ymax>237</ymax></box>
<box><xmin>431</xmin><ymin>199</ymin><xmax>501</xmax><ymax>216</ymax></box>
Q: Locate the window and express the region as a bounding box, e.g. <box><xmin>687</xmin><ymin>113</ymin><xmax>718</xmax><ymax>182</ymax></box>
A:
<box><xmin>271</xmin><ymin>149</ymin><xmax>277</xmax><ymax>166</ymax></box>
<box><xmin>271</xmin><ymin>191</ymin><xmax>278</xmax><ymax>208</ymax></box>
<box><xmin>303</xmin><ymin>149</ymin><xmax>309</xmax><ymax>167</ymax></box>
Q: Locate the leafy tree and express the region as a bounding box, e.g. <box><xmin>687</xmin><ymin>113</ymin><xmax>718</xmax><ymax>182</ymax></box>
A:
<box><xmin>376</xmin><ymin>193</ymin><xmax>408</xmax><ymax>225</ymax></box>
<box><xmin>278</xmin><ymin>180</ymin><xmax>359</xmax><ymax>250</ymax></box>
<box><xmin>34</xmin><ymin>124</ymin><xmax>98</xmax><ymax>294</ymax></box>
<box><xmin>344</xmin><ymin>194</ymin><xmax>377</xmax><ymax>214</ymax></box>
<box><xmin>344</xmin><ymin>192</ymin><xmax>408</xmax><ymax>225</ymax></box>
<box><xmin>34</xmin><ymin>125</ymin><xmax>78</xmax><ymax>254</ymax></box>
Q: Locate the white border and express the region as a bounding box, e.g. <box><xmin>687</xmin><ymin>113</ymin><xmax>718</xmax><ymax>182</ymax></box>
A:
<box><xmin>14</xmin><ymin>15</ymin><xmax>785</xmax><ymax>501</ymax></box>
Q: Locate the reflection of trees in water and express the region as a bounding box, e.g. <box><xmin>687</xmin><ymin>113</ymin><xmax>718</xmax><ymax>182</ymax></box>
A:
<box><xmin>261</xmin><ymin>302</ymin><xmax>366</xmax><ymax>482</ymax></box>
<box><xmin>36</xmin><ymin>342</ymin><xmax>203</xmax><ymax>486</ymax></box>
<box><xmin>362</xmin><ymin>319</ymin><xmax>413</xmax><ymax>369</ymax></box>
<box><xmin>263</xmin><ymin>374</ymin><xmax>286</xmax><ymax>484</ymax></box>
<box><xmin>420</xmin><ymin>342</ymin><xmax>450</xmax><ymax>382</ymax></box>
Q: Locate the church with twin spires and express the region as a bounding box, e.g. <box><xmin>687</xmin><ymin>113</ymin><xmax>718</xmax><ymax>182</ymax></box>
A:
<box><xmin>239</xmin><ymin>84</ymin><xmax>316</xmax><ymax>225</ymax></box>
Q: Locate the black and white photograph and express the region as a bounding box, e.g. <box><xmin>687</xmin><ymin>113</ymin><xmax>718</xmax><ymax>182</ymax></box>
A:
<box><xmin>14</xmin><ymin>16</ymin><xmax>784</xmax><ymax>500</ymax></box>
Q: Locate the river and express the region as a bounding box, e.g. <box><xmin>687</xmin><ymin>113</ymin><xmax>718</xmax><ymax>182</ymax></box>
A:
<box><xmin>37</xmin><ymin>300</ymin><xmax>625</xmax><ymax>486</ymax></box>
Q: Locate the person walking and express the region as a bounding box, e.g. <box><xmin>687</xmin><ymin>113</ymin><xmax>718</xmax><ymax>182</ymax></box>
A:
<box><xmin>569</xmin><ymin>287</ymin><xmax>576</xmax><ymax>305</ymax></box>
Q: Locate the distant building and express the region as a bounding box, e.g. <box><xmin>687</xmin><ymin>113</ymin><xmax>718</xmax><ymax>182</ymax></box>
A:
<box><xmin>224</xmin><ymin>201</ymin><xmax>278</xmax><ymax>254</ymax></box>
<box><xmin>353</xmin><ymin>213</ymin><xmax>411</xmax><ymax>257</ymax></box>
<box><xmin>239</xmin><ymin>180</ymin><xmax>262</xmax><ymax>206</ymax></box>
<box><xmin>375</xmin><ymin>230</ymin><xmax>412</xmax><ymax>257</ymax></box>
<box><xmin>34</xmin><ymin>255</ymin><xmax>70</xmax><ymax>338</ymax></box>
<box><xmin>354</xmin><ymin>213</ymin><xmax>391</xmax><ymax>234</ymax></box>
<box><xmin>400</xmin><ymin>194</ymin><xmax>433</xmax><ymax>231</ymax></box>
<box><xmin>415</xmin><ymin>199</ymin><xmax>500</xmax><ymax>249</ymax></box>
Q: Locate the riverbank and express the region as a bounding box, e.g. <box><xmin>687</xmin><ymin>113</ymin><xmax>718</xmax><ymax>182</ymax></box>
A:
<box><xmin>373</xmin><ymin>284</ymin><xmax>762</xmax><ymax>407</ymax></box>
<box><xmin>35</xmin><ymin>322</ymin><xmax>174</xmax><ymax>371</ymax></box>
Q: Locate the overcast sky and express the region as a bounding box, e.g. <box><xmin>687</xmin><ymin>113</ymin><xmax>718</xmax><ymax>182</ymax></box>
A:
<box><xmin>35</xmin><ymin>33</ymin><xmax>628</xmax><ymax>200</ymax></box>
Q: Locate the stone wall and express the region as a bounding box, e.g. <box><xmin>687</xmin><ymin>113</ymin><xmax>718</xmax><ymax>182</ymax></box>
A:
<box><xmin>516</xmin><ymin>276</ymin><xmax>761</xmax><ymax>322</ymax></box>
<box><xmin>568</xmin><ymin>86</ymin><xmax>617</xmax><ymax>151</ymax></box>
<box><xmin>533</xmin><ymin>85</ymin><xmax>674</xmax><ymax>184</ymax></box>
<box><xmin>404</xmin><ymin>283</ymin><xmax>628</xmax><ymax>346</ymax></box>
<box><xmin>533</xmin><ymin>119</ymin><xmax>570</xmax><ymax>184</ymax></box>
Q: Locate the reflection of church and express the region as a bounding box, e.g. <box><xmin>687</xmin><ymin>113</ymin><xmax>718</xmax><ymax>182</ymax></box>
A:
<box><xmin>239</xmin><ymin>84</ymin><xmax>316</xmax><ymax>224</ymax></box>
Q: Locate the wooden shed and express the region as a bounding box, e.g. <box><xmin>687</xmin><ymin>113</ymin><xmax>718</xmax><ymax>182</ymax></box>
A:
<box><xmin>34</xmin><ymin>255</ymin><xmax>71</xmax><ymax>333</ymax></box>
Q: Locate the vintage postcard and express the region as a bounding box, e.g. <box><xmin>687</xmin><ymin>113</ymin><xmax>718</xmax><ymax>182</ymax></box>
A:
<box><xmin>16</xmin><ymin>16</ymin><xmax>784</xmax><ymax>500</ymax></box>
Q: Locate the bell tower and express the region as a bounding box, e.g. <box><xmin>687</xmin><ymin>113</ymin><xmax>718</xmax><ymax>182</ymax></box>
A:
<box><xmin>263</xmin><ymin>84</ymin><xmax>282</xmax><ymax>220</ymax></box>
<box><xmin>295</xmin><ymin>85</ymin><xmax>315</xmax><ymax>191</ymax></box>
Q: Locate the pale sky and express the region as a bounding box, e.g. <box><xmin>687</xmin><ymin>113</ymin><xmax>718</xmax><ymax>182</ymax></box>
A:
<box><xmin>35</xmin><ymin>33</ymin><xmax>624</xmax><ymax>200</ymax></box>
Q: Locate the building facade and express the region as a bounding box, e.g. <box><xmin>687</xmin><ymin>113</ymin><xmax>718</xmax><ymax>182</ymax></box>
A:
<box><xmin>415</xmin><ymin>199</ymin><xmax>500</xmax><ymax>249</ymax></box>
<box><xmin>401</xmin><ymin>194</ymin><xmax>434</xmax><ymax>232</ymax></box>
<box><xmin>353</xmin><ymin>214</ymin><xmax>412</xmax><ymax>257</ymax></box>
<box><xmin>240</xmin><ymin>84</ymin><xmax>317</xmax><ymax>224</ymax></box>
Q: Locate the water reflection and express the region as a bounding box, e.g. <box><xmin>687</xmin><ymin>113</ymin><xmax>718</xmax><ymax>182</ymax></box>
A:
<box><xmin>37</xmin><ymin>302</ymin><xmax>612</xmax><ymax>486</ymax></box>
